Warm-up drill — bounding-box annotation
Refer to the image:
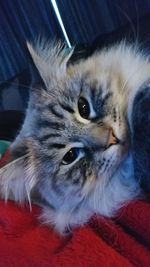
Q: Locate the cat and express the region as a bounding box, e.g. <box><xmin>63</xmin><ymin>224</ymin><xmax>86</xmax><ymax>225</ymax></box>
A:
<box><xmin>0</xmin><ymin>40</ymin><xmax>150</xmax><ymax>234</ymax></box>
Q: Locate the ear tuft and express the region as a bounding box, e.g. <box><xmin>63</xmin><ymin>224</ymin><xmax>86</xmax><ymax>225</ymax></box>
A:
<box><xmin>27</xmin><ymin>39</ymin><xmax>74</xmax><ymax>87</ymax></box>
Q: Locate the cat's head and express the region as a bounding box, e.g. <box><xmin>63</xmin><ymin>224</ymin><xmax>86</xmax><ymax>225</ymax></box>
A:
<box><xmin>0</xmin><ymin>41</ymin><xmax>145</xmax><ymax>233</ymax></box>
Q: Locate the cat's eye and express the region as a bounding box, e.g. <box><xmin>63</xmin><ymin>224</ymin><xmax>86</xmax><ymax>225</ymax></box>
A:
<box><xmin>78</xmin><ymin>97</ymin><xmax>90</xmax><ymax>119</ymax></box>
<box><xmin>62</xmin><ymin>148</ymin><xmax>80</xmax><ymax>165</ymax></box>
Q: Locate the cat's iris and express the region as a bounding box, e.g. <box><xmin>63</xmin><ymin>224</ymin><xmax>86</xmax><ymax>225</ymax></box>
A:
<box><xmin>78</xmin><ymin>97</ymin><xmax>90</xmax><ymax>119</ymax></box>
<box><xmin>62</xmin><ymin>147</ymin><xmax>80</xmax><ymax>165</ymax></box>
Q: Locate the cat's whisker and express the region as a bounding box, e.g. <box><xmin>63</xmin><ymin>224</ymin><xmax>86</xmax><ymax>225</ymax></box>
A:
<box><xmin>134</xmin><ymin>0</ymin><xmax>140</xmax><ymax>47</ymax></box>
<box><xmin>101</xmin><ymin>176</ymin><xmax>108</xmax><ymax>213</ymax></box>
<box><xmin>0</xmin><ymin>80</ymin><xmax>45</xmax><ymax>93</ymax></box>
<box><xmin>26</xmin><ymin>187</ymin><xmax>32</xmax><ymax>211</ymax></box>
<box><xmin>138</xmin><ymin>37</ymin><xmax>150</xmax><ymax>53</ymax></box>
<box><xmin>1</xmin><ymin>80</ymin><xmax>30</xmax><ymax>90</ymax></box>
<box><xmin>114</xmin><ymin>1</ymin><xmax>138</xmax><ymax>45</ymax></box>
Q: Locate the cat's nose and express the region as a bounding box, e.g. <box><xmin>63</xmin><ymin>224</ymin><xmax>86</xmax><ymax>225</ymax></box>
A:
<box><xmin>106</xmin><ymin>129</ymin><xmax>119</xmax><ymax>148</ymax></box>
<box><xmin>90</xmin><ymin>126</ymin><xmax>119</xmax><ymax>149</ymax></box>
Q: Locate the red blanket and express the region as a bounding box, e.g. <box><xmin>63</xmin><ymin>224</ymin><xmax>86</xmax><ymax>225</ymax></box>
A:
<box><xmin>0</xmin><ymin>200</ymin><xmax>149</xmax><ymax>267</ymax></box>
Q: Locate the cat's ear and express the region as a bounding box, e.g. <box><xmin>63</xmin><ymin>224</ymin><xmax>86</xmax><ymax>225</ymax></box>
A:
<box><xmin>0</xmin><ymin>154</ymin><xmax>36</xmax><ymax>209</ymax></box>
<box><xmin>27</xmin><ymin>40</ymin><xmax>73</xmax><ymax>88</ymax></box>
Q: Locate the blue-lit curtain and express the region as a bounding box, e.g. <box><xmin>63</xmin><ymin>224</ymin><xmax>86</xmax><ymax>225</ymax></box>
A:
<box><xmin>0</xmin><ymin>0</ymin><xmax>63</xmax><ymax>83</ymax></box>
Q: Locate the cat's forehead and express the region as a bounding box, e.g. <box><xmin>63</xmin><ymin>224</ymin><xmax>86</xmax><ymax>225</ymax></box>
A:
<box><xmin>70</xmin><ymin>43</ymin><xmax>150</xmax><ymax>96</ymax></box>
<box><xmin>68</xmin><ymin>54</ymin><xmax>122</xmax><ymax>94</ymax></box>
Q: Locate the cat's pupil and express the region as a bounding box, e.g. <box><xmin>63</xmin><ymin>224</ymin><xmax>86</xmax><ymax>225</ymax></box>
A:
<box><xmin>62</xmin><ymin>148</ymin><xmax>80</xmax><ymax>165</ymax></box>
<box><xmin>78</xmin><ymin>97</ymin><xmax>90</xmax><ymax>119</ymax></box>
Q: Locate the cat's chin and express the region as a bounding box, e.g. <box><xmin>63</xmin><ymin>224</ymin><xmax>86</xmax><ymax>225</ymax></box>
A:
<box><xmin>38</xmin><ymin>153</ymin><xmax>140</xmax><ymax>235</ymax></box>
<box><xmin>39</xmin><ymin>203</ymin><xmax>93</xmax><ymax>235</ymax></box>
<box><xmin>89</xmin><ymin>153</ymin><xmax>141</xmax><ymax>215</ymax></box>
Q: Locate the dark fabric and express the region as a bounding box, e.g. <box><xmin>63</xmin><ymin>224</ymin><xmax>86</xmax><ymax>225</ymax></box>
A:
<box><xmin>57</xmin><ymin>0</ymin><xmax>150</xmax><ymax>45</ymax></box>
<box><xmin>0</xmin><ymin>111</ymin><xmax>24</xmax><ymax>141</ymax></box>
<box><xmin>91</xmin><ymin>13</ymin><xmax>150</xmax><ymax>52</ymax></box>
<box><xmin>0</xmin><ymin>69</ymin><xmax>31</xmax><ymax>112</ymax></box>
<box><xmin>132</xmin><ymin>84</ymin><xmax>150</xmax><ymax>194</ymax></box>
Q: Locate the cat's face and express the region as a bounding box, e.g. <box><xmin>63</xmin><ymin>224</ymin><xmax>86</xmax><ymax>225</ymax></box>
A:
<box><xmin>1</xmin><ymin>41</ymin><xmax>145</xmax><ymax>233</ymax></box>
<box><xmin>20</xmin><ymin>43</ymin><xmax>131</xmax><ymax>207</ymax></box>
<box><xmin>34</xmin><ymin>67</ymin><xmax>129</xmax><ymax>198</ymax></box>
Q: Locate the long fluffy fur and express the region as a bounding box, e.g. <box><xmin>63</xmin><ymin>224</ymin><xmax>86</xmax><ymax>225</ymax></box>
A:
<box><xmin>0</xmin><ymin>40</ymin><xmax>149</xmax><ymax>234</ymax></box>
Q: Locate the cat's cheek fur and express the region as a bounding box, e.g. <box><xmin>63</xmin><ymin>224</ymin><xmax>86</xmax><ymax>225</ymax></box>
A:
<box><xmin>38</xmin><ymin>155</ymin><xmax>140</xmax><ymax>235</ymax></box>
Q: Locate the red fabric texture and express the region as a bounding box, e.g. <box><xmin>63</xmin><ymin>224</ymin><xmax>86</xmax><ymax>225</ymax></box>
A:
<box><xmin>0</xmin><ymin>200</ymin><xmax>149</xmax><ymax>267</ymax></box>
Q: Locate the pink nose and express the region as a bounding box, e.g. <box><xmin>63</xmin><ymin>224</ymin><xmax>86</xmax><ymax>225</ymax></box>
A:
<box><xmin>91</xmin><ymin>125</ymin><xmax>119</xmax><ymax>149</ymax></box>
<box><xmin>107</xmin><ymin>129</ymin><xmax>118</xmax><ymax>148</ymax></box>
